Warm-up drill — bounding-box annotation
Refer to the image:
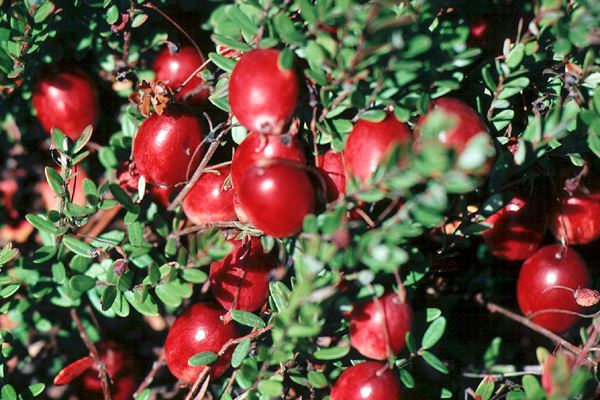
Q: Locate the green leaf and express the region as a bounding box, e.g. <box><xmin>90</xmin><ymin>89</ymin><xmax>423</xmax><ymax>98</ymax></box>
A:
<box><xmin>26</xmin><ymin>214</ymin><xmax>60</xmax><ymax>235</ymax></box>
<box><xmin>26</xmin><ymin>383</ymin><xmax>45</xmax><ymax>397</ymax></box>
<box><xmin>209</xmin><ymin>52</ymin><xmax>237</xmax><ymax>73</ymax></box>
<box><xmin>421</xmin><ymin>316</ymin><xmax>446</xmax><ymax>349</ymax></box>
<box><xmin>45</xmin><ymin>167</ymin><xmax>64</xmax><ymax>196</ymax></box>
<box><xmin>257</xmin><ymin>380</ymin><xmax>283</xmax><ymax>397</ymax></box>
<box><xmin>73</xmin><ymin>126</ymin><xmax>93</xmax><ymax>154</ymax></box>
<box><xmin>307</xmin><ymin>370</ymin><xmax>328</xmax><ymax>389</ymax></box>
<box><xmin>101</xmin><ymin>286</ymin><xmax>117</xmax><ymax>311</ymax></box>
<box><xmin>522</xmin><ymin>375</ymin><xmax>545</xmax><ymax>399</ymax></box>
<box><xmin>128</xmin><ymin>222</ymin><xmax>143</xmax><ymax>247</ymax></box>
<box><xmin>1</xmin><ymin>385</ymin><xmax>16</xmax><ymax>400</ymax></box>
<box><xmin>231</xmin><ymin>339</ymin><xmax>251</xmax><ymax>368</ymax></box>
<box><xmin>131</xmin><ymin>13</ymin><xmax>148</xmax><ymax>28</ymax></box>
<box><xmin>109</xmin><ymin>183</ymin><xmax>136</xmax><ymax>212</ymax></box>
<box><xmin>124</xmin><ymin>290</ymin><xmax>159</xmax><ymax>316</ymax></box>
<box><xmin>188</xmin><ymin>351</ymin><xmax>218</xmax><ymax>367</ymax></box>
<box><xmin>211</xmin><ymin>33</ymin><xmax>252</xmax><ymax>52</ymax></box>
<box><xmin>421</xmin><ymin>351</ymin><xmax>448</xmax><ymax>374</ymax></box>
<box><xmin>273</xmin><ymin>13</ymin><xmax>304</xmax><ymax>44</ymax></box>
<box><xmin>225</xmin><ymin>7</ymin><xmax>258</xmax><ymax>38</ymax></box>
<box><xmin>0</xmin><ymin>284</ymin><xmax>19</xmax><ymax>299</ymax></box>
<box><xmin>181</xmin><ymin>269</ymin><xmax>208</xmax><ymax>284</ymax></box>
<box><xmin>231</xmin><ymin>310</ymin><xmax>265</xmax><ymax>329</ymax></box>
<box><xmin>360</xmin><ymin>109</ymin><xmax>387</xmax><ymax>122</ymax></box>
<box><xmin>505</xmin><ymin>43</ymin><xmax>524</xmax><ymax>69</ymax></box>
<box><xmin>399</xmin><ymin>368</ymin><xmax>415</xmax><ymax>388</ymax></box>
<box><xmin>51</xmin><ymin>262</ymin><xmax>66</xmax><ymax>284</ymax></box>
<box><xmin>106</xmin><ymin>4</ymin><xmax>119</xmax><ymax>24</ymax></box>
<box><xmin>69</xmin><ymin>275</ymin><xmax>96</xmax><ymax>292</ymax></box>
<box><xmin>278</xmin><ymin>48</ymin><xmax>295</xmax><ymax>71</ymax></box>
<box><xmin>34</xmin><ymin>2</ymin><xmax>55</xmax><ymax>23</ymax></box>
<box><xmin>313</xmin><ymin>345</ymin><xmax>350</xmax><ymax>360</ymax></box>
<box><xmin>0</xmin><ymin>246</ymin><xmax>19</xmax><ymax>267</ymax></box>
<box><xmin>475</xmin><ymin>376</ymin><xmax>495</xmax><ymax>400</ymax></box>
<box><xmin>63</xmin><ymin>236</ymin><xmax>96</xmax><ymax>258</ymax></box>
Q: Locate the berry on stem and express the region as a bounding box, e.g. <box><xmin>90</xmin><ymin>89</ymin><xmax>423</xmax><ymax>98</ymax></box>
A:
<box><xmin>164</xmin><ymin>303</ymin><xmax>238</xmax><ymax>384</ymax></box>
<box><xmin>330</xmin><ymin>361</ymin><xmax>402</xmax><ymax>400</ymax></box>
<box><xmin>133</xmin><ymin>106</ymin><xmax>204</xmax><ymax>187</ymax></box>
<box><xmin>210</xmin><ymin>236</ymin><xmax>275</xmax><ymax>312</ymax></box>
<box><xmin>228</xmin><ymin>49</ymin><xmax>299</xmax><ymax>134</ymax></box>
<box><xmin>183</xmin><ymin>166</ymin><xmax>236</xmax><ymax>225</ymax></box>
<box><xmin>517</xmin><ymin>244</ymin><xmax>591</xmax><ymax>333</ymax></box>
<box><xmin>549</xmin><ymin>182</ymin><xmax>600</xmax><ymax>245</ymax></box>
<box><xmin>349</xmin><ymin>291</ymin><xmax>413</xmax><ymax>360</ymax></box>
<box><xmin>32</xmin><ymin>69</ymin><xmax>100</xmax><ymax>140</ymax></box>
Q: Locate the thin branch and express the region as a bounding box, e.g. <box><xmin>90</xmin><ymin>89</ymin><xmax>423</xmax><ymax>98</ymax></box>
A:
<box><xmin>168</xmin><ymin>221</ymin><xmax>241</xmax><ymax>239</ymax></box>
<box><xmin>133</xmin><ymin>350</ymin><xmax>166</xmax><ymax>397</ymax></box>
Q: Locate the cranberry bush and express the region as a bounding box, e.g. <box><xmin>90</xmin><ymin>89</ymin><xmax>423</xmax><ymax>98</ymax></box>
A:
<box><xmin>0</xmin><ymin>0</ymin><xmax>599</xmax><ymax>399</ymax></box>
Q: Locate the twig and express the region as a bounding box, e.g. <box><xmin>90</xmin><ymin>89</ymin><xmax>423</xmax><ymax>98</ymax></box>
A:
<box><xmin>70</xmin><ymin>309</ymin><xmax>112</xmax><ymax>400</ymax></box>
<box><xmin>80</xmin><ymin>205</ymin><xmax>123</xmax><ymax>239</ymax></box>
<box><xmin>474</xmin><ymin>294</ymin><xmax>596</xmax><ymax>366</ymax></box>
<box><xmin>133</xmin><ymin>350</ymin><xmax>166</xmax><ymax>397</ymax></box>
<box><xmin>168</xmin><ymin>221</ymin><xmax>241</xmax><ymax>239</ymax></box>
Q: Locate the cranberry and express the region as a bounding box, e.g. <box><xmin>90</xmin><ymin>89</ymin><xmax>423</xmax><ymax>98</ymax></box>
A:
<box><xmin>549</xmin><ymin>182</ymin><xmax>600</xmax><ymax>245</ymax></box>
<box><xmin>79</xmin><ymin>341</ymin><xmax>138</xmax><ymax>400</ymax></box>
<box><xmin>229</xmin><ymin>49</ymin><xmax>299</xmax><ymax>134</ymax></box>
<box><xmin>517</xmin><ymin>244</ymin><xmax>591</xmax><ymax>333</ymax></box>
<box><xmin>482</xmin><ymin>196</ymin><xmax>548</xmax><ymax>261</ymax></box>
<box><xmin>468</xmin><ymin>13</ymin><xmax>520</xmax><ymax>57</ymax></box>
<box><xmin>343</xmin><ymin>112</ymin><xmax>411</xmax><ymax>184</ymax></box>
<box><xmin>330</xmin><ymin>361</ymin><xmax>402</xmax><ymax>400</ymax></box>
<box><xmin>164</xmin><ymin>303</ymin><xmax>238</xmax><ymax>384</ymax></box>
<box><xmin>39</xmin><ymin>166</ymin><xmax>88</xmax><ymax>210</ymax></box>
<box><xmin>317</xmin><ymin>150</ymin><xmax>346</xmax><ymax>202</ymax></box>
<box><xmin>183</xmin><ymin>166</ymin><xmax>236</xmax><ymax>225</ymax></box>
<box><xmin>349</xmin><ymin>291</ymin><xmax>413</xmax><ymax>360</ymax></box>
<box><xmin>149</xmin><ymin>185</ymin><xmax>173</xmax><ymax>208</ymax></box>
<box><xmin>237</xmin><ymin>162</ymin><xmax>315</xmax><ymax>238</ymax></box>
<box><xmin>231</xmin><ymin>132</ymin><xmax>305</xmax><ymax>190</ymax></box>
<box><xmin>210</xmin><ymin>236</ymin><xmax>275</xmax><ymax>312</ymax></box>
<box><xmin>153</xmin><ymin>46</ymin><xmax>209</xmax><ymax>105</ymax></box>
<box><xmin>32</xmin><ymin>69</ymin><xmax>100</xmax><ymax>140</ymax></box>
<box><xmin>133</xmin><ymin>106</ymin><xmax>204</xmax><ymax>187</ymax></box>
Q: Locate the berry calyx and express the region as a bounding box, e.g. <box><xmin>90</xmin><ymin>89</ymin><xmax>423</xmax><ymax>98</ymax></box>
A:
<box><xmin>228</xmin><ymin>49</ymin><xmax>299</xmax><ymax>134</ymax></box>
<box><xmin>231</xmin><ymin>133</ymin><xmax>305</xmax><ymax>190</ymax></box>
<box><xmin>153</xmin><ymin>45</ymin><xmax>209</xmax><ymax>105</ymax></box>
<box><xmin>236</xmin><ymin>162</ymin><xmax>315</xmax><ymax>238</ymax></box>
<box><xmin>343</xmin><ymin>112</ymin><xmax>411</xmax><ymax>184</ymax></box>
<box><xmin>32</xmin><ymin>69</ymin><xmax>100</xmax><ymax>140</ymax></box>
<box><xmin>517</xmin><ymin>244</ymin><xmax>591</xmax><ymax>333</ymax></box>
<box><xmin>349</xmin><ymin>291</ymin><xmax>413</xmax><ymax>360</ymax></box>
<box><xmin>133</xmin><ymin>106</ymin><xmax>204</xmax><ymax>187</ymax></box>
<box><xmin>183</xmin><ymin>166</ymin><xmax>236</xmax><ymax>225</ymax></box>
<box><xmin>210</xmin><ymin>235</ymin><xmax>276</xmax><ymax>312</ymax></box>
<box><xmin>164</xmin><ymin>303</ymin><xmax>238</xmax><ymax>383</ymax></box>
<box><xmin>330</xmin><ymin>361</ymin><xmax>402</xmax><ymax>400</ymax></box>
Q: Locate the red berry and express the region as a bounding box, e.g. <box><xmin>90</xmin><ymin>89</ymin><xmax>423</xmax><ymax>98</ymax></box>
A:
<box><xmin>317</xmin><ymin>150</ymin><xmax>346</xmax><ymax>202</ymax></box>
<box><xmin>229</xmin><ymin>49</ymin><xmax>299</xmax><ymax>134</ymax></box>
<box><xmin>133</xmin><ymin>107</ymin><xmax>204</xmax><ymax>187</ymax></box>
<box><xmin>149</xmin><ymin>185</ymin><xmax>173</xmax><ymax>208</ymax></box>
<box><xmin>237</xmin><ymin>162</ymin><xmax>315</xmax><ymax>238</ymax></box>
<box><xmin>549</xmin><ymin>183</ymin><xmax>600</xmax><ymax>245</ymax></box>
<box><xmin>183</xmin><ymin>166</ymin><xmax>236</xmax><ymax>225</ymax></box>
<box><xmin>517</xmin><ymin>244</ymin><xmax>591</xmax><ymax>333</ymax></box>
<box><xmin>153</xmin><ymin>46</ymin><xmax>209</xmax><ymax>105</ymax></box>
<box><xmin>32</xmin><ymin>69</ymin><xmax>100</xmax><ymax>140</ymax></box>
<box><xmin>80</xmin><ymin>341</ymin><xmax>138</xmax><ymax>400</ymax></box>
<box><xmin>343</xmin><ymin>112</ymin><xmax>411</xmax><ymax>184</ymax></box>
<box><xmin>210</xmin><ymin>236</ymin><xmax>275</xmax><ymax>312</ymax></box>
<box><xmin>330</xmin><ymin>361</ymin><xmax>402</xmax><ymax>400</ymax></box>
<box><xmin>164</xmin><ymin>303</ymin><xmax>238</xmax><ymax>383</ymax></box>
<box><xmin>482</xmin><ymin>196</ymin><xmax>548</xmax><ymax>261</ymax></box>
<box><xmin>231</xmin><ymin>133</ymin><xmax>305</xmax><ymax>190</ymax></box>
<box><xmin>349</xmin><ymin>291</ymin><xmax>413</xmax><ymax>360</ymax></box>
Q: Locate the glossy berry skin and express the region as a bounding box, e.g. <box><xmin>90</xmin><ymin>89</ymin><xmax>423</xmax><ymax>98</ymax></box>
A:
<box><xmin>349</xmin><ymin>292</ymin><xmax>413</xmax><ymax>360</ymax></box>
<box><xmin>165</xmin><ymin>303</ymin><xmax>238</xmax><ymax>384</ymax></box>
<box><xmin>343</xmin><ymin>113</ymin><xmax>411</xmax><ymax>184</ymax></box>
<box><xmin>237</xmin><ymin>163</ymin><xmax>315</xmax><ymax>238</ymax></box>
<box><xmin>549</xmin><ymin>185</ymin><xmax>600</xmax><ymax>245</ymax></box>
<box><xmin>317</xmin><ymin>150</ymin><xmax>346</xmax><ymax>202</ymax></box>
<box><xmin>210</xmin><ymin>236</ymin><xmax>275</xmax><ymax>312</ymax></box>
<box><xmin>183</xmin><ymin>166</ymin><xmax>236</xmax><ymax>225</ymax></box>
<box><xmin>231</xmin><ymin>133</ymin><xmax>305</xmax><ymax>190</ymax></box>
<box><xmin>330</xmin><ymin>361</ymin><xmax>402</xmax><ymax>400</ymax></box>
<box><xmin>229</xmin><ymin>49</ymin><xmax>299</xmax><ymax>134</ymax></box>
<box><xmin>150</xmin><ymin>185</ymin><xmax>173</xmax><ymax>208</ymax></box>
<box><xmin>482</xmin><ymin>196</ymin><xmax>548</xmax><ymax>261</ymax></box>
<box><xmin>32</xmin><ymin>69</ymin><xmax>100</xmax><ymax>140</ymax></box>
<box><xmin>80</xmin><ymin>341</ymin><xmax>138</xmax><ymax>400</ymax></box>
<box><xmin>153</xmin><ymin>46</ymin><xmax>209</xmax><ymax>105</ymax></box>
<box><xmin>517</xmin><ymin>244</ymin><xmax>591</xmax><ymax>333</ymax></box>
<box><xmin>419</xmin><ymin>98</ymin><xmax>488</xmax><ymax>154</ymax></box>
<box><xmin>133</xmin><ymin>107</ymin><xmax>204</xmax><ymax>186</ymax></box>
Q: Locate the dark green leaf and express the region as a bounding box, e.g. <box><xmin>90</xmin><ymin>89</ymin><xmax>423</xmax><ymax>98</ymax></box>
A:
<box><xmin>313</xmin><ymin>345</ymin><xmax>350</xmax><ymax>360</ymax></box>
<box><xmin>421</xmin><ymin>351</ymin><xmax>448</xmax><ymax>374</ymax></box>
<box><xmin>421</xmin><ymin>316</ymin><xmax>446</xmax><ymax>349</ymax></box>
<box><xmin>231</xmin><ymin>339</ymin><xmax>251</xmax><ymax>368</ymax></box>
<box><xmin>101</xmin><ymin>286</ymin><xmax>117</xmax><ymax>311</ymax></box>
<box><xmin>257</xmin><ymin>380</ymin><xmax>283</xmax><ymax>397</ymax></box>
<box><xmin>128</xmin><ymin>222</ymin><xmax>143</xmax><ymax>247</ymax></box>
<box><xmin>63</xmin><ymin>236</ymin><xmax>96</xmax><ymax>258</ymax></box>
<box><xmin>188</xmin><ymin>351</ymin><xmax>218</xmax><ymax>367</ymax></box>
<box><xmin>209</xmin><ymin>52</ymin><xmax>237</xmax><ymax>73</ymax></box>
<box><xmin>231</xmin><ymin>310</ymin><xmax>265</xmax><ymax>329</ymax></box>
<box><xmin>69</xmin><ymin>275</ymin><xmax>96</xmax><ymax>292</ymax></box>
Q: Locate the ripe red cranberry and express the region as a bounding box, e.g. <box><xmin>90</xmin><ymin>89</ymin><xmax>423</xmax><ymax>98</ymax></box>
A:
<box><xmin>228</xmin><ymin>49</ymin><xmax>299</xmax><ymax>134</ymax></box>
<box><xmin>149</xmin><ymin>185</ymin><xmax>173</xmax><ymax>208</ymax></box>
<box><xmin>80</xmin><ymin>341</ymin><xmax>138</xmax><ymax>400</ymax></box>
<box><xmin>317</xmin><ymin>150</ymin><xmax>346</xmax><ymax>202</ymax></box>
<box><xmin>549</xmin><ymin>182</ymin><xmax>600</xmax><ymax>245</ymax></box>
<box><xmin>349</xmin><ymin>291</ymin><xmax>413</xmax><ymax>360</ymax></box>
<box><xmin>165</xmin><ymin>303</ymin><xmax>238</xmax><ymax>384</ymax></box>
<box><xmin>133</xmin><ymin>107</ymin><xmax>204</xmax><ymax>187</ymax></box>
<box><xmin>237</xmin><ymin>162</ymin><xmax>315</xmax><ymax>238</ymax></box>
<box><xmin>183</xmin><ymin>166</ymin><xmax>236</xmax><ymax>225</ymax></box>
<box><xmin>482</xmin><ymin>196</ymin><xmax>548</xmax><ymax>261</ymax></box>
<box><xmin>330</xmin><ymin>361</ymin><xmax>402</xmax><ymax>400</ymax></box>
<box><xmin>231</xmin><ymin>133</ymin><xmax>305</xmax><ymax>190</ymax></box>
<box><xmin>343</xmin><ymin>112</ymin><xmax>411</xmax><ymax>184</ymax></box>
<box><xmin>517</xmin><ymin>244</ymin><xmax>591</xmax><ymax>333</ymax></box>
<box><xmin>32</xmin><ymin>69</ymin><xmax>100</xmax><ymax>140</ymax></box>
<box><xmin>209</xmin><ymin>236</ymin><xmax>276</xmax><ymax>312</ymax></box>
<box><xmin>153</xmin><ymin>46</ymin><xmax>209</xmax><ymax>105</ymax></box>
<box><xmin>39</xmin><ymin>166</ymin><xmax>88</xmax><ymax>210</ymax></box>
